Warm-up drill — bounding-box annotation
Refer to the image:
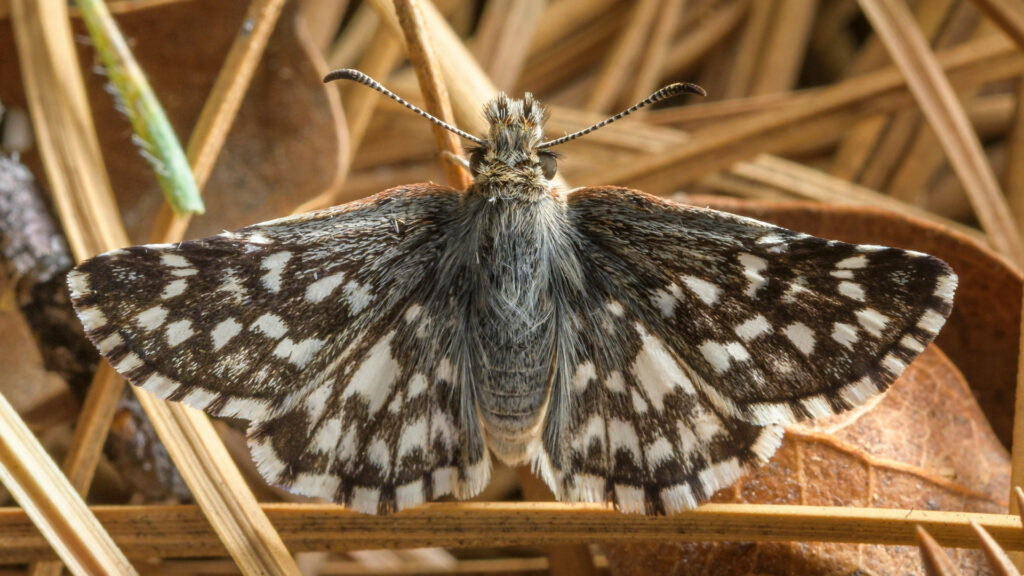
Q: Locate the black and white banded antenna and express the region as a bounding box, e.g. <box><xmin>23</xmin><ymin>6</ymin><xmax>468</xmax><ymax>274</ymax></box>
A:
<box><xmin>324</xmin><ymin>69</ymin><xmax>485</xmax><ymax>146</ymax></box>
<box><xmin>538</xmin><ymin>82</ymin><xmax>706</xmax><ymax>149</ymax></box>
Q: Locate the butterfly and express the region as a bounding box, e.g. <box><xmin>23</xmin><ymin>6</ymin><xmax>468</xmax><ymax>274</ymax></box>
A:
<box><xmin>68</xmin><ymin>69</ymin><xmax>956</xmax><ymax>514</ymax></box>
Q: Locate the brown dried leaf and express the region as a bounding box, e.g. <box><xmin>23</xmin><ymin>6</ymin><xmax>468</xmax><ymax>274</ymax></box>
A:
<box><xmin>0</xmin><ymin>305</ymin><xmax>73</xmax><ymax>428</ymax></box>
<box><xmin>0</xmin><ymin>0</ymin><xmax>345</xmax><ymax>242</ymax></box>
<box><xmin>686</xmin><ymin>196</ymin><xmax>1023</xmax><ymax>447</ymax></box>
<box><xmin>604</xmin><ymin>347</ymin><xmax>1010</xmax><ymax>576</ymax></box>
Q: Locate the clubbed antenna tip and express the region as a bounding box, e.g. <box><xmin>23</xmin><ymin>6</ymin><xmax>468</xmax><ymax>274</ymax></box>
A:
<box><xmin>538</xmin><ymin>81</ymin><xmax>706</xmax><ymax>149</ymax></box>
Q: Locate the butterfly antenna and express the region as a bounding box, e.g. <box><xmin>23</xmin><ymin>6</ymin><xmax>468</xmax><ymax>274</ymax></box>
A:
<box><xmin>324</xmin><ymin>69</ymin><xmax>485</xmax><ymax>145</ymax></box>
<box><xmin>538</xmin><ymin>82</ymin><xmax>706</xmax><ymax>149</ymax></box>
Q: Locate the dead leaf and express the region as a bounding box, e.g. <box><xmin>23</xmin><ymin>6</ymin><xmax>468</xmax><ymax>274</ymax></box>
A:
<box><xmin>683</xmin><ymin>196</ymin><xmax>1022</xmax><ymax>448</ymax></box>
<box><xmin>0</xmin><ymin>0</ymin><xmax>346</xmax><ymax>243</ymax></box>
<box><xmin>603</xmin><ymin>347</ymin><xmax>1010</xmax><ymax>575</ymax></box>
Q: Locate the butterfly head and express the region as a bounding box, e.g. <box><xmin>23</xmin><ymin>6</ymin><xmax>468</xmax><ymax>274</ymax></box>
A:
<box><xmin>468</xmin><ymin>93</ymin><xmax>558</xmax><ymax>187</ymax></box>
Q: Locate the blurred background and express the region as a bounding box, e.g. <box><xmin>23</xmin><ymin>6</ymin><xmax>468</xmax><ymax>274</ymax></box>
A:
<box><xmin>2</xmin><ymin>0</ymin><xmax>1024</xmax><ymax>574</ymax></box>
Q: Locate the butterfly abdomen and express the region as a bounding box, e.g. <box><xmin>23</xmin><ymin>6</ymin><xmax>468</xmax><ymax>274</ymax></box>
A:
<box><xmin>462</xmin><ymin>191</ymin><xmax>571</xmax><ymax>465</ymax></box>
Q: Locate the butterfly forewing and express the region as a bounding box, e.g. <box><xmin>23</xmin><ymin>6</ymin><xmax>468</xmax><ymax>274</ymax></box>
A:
<box><xmin>534</xmin><ymin>186</ymin><xmax>956</xmax><ymax>513</ymax></box>
<box><xmin>69</xmin><ymin>184</ymin><xmax>490</xmax><ymax>513</ymax></box>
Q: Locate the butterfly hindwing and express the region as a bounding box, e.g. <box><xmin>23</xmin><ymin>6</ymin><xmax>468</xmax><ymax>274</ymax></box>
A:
<box><xmin>69</xmin><ymin>184</ymin><xmax>490</xmax><ymax>512</ymax></box>
<box><xmin>535</xmin><ymin>186</ymin><xmax>956</xmax><ymax>513</ymax></box>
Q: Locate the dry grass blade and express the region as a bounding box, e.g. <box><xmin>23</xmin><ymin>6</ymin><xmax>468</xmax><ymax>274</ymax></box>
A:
<box><xmin>970</xmin><ymin>520</ymin><xmax>1021</xmax><ymax>575</ymax></box>
<box><xmin>749</xmin><ymin>0</ymin><xmax>817</xmax><ymax>95</ymax></box>
<box><xmin>393</xmin><ymin>0</ymin><xmax>472</xmax><ymax>189</ymax></box>
<box><xmin>918</xmin><ymin>526</ymin><xmax>963</xmax><ymax>576</ymax></box>
<box><xmin>9</xmin><ymin>0</ymin><xmax>137</xmax><ymax>571</ymax></box>
<box><xmin>857</xmin><ymin>0</ymin><xmax>1024</xmax><ymax>265</ymax></box>
<box><xmin>725</xmin><ymin>155</ymin><xmax>986</xmax><ymax>242</ymax></box>
<box><xmin>585</xmin><ymin>0</ymin><xmax>661</xmax><ymax>113</ymax></box>
<box><xmin>2</xmin><ymin>503</ymin><xmax>1024</xmax><ymax>561</ymax></box>
<box><xmin>1009</xmin><ymin>78</ymin><xmax>1024</xmax><ymax>263</ymax></box>
<box><xmin>17</xmin><ymin>0</ymin><xmax>302</xmax><ymax>573</ymax></box>
<box><xmin>969</xmin><ymin>0</ymin><xmax>1024</xmax><ymax>49</ymax></box>
<box><xmin>0</xmin><ymin>394</ymin><xmax>137</xmax><ymax>575</ymax></box>
<box><xmin>591</xmin><ymin>34</ymin><xmax>1021</xmax><ymax>194</ymax></box>
<box><xmin>472</xmin><ymin>0</ymin><xmax>546</xmax><ymax>91</ymax></box>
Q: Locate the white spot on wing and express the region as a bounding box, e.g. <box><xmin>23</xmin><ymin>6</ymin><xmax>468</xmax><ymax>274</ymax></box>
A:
<box><xmin>344</xmin><ymin>333</ymin><xmax>399</xmax><ymax>415</ymax></box>
<box><xmin>305</xmin><ymin>271</ymin><xmax>346</xmax><ymax>303</ymax></box>
<box><xmin>735</xmin><ymin>314</ymin><xmax>771</xmax><ymax>341</ymax></box>
<box><xmin>77</xmin><ymin>306</ymin><xmax>108</xmax><ymax>331</ymax></box>
<box><xmin>831</xmin><ymin>322</ymin><xmax>858</xmax><ymax>349</ymax></box>
<box><xmin>899</xmin><ymin>335</ymin><xmax>925</xmax><ymax>353</ymax></box>
<box><xmin>608</xmin><ymin>419</ymin><xmax>641</xmax><ymax>464</ymax></box>
<box><xmin>840</xmin><ymin>377</ymin><xmax>878</xmax><ymax>406</ymax></box>
<box><xmin>160</xmin><ymin>254</ymin><xmax>190</xmax><ymax>268</ymax></box>
<box><xmin>161</xmin><ymin>278</ymin><xmax>188</xmax><ymax>299</ymax></box>
<box><xmin>220</xmin><ymin>397</ymin><xmax>271</xmax><ymax>421</ymax></box>
<box><xmin>260</xmin><ymin>251</ymin><xmax>292</xmax><ymax>292</ymax></box>
<box><xmin>344</xmin><ymin>281</ymin><xmax>373</xmax><ymax>313</ymax></box>
<box><xmin>698</xmin><ymin>457</ymin><xmax>743</xmax><ymax>499</ymax></box>
<box><xmin>614</xmin><ymin>484</ymin><xmax>645</xmax><ymax>513</ymax></box>
<box><xmin>917</xmin><ymin>309</ymin><xmax>946</xmax><ymax>333</ymax></box>
<box><xmin>692</xmin><ymin>406</ymin><xmax>723</xmax><ymax>442</ymax></box>
<box><xmin>67</xmin><ymin>270</ymin><xmax>90</xmax><ymax>298</ymax></box>
<box><xmin>738</xmin><ymin>253</ymin><xmax>768</xmax><ymax>297</ymax></box>
<box><xmin>801</xmin><ymin>395</ymin><xmax>833</xmax><ymax>418</ymax></box>
<box><xmin>883</xmin><ymin>353</ymin><xmax>907</xmax><ymax>375</ymax></box>
<box><xmin>606</xmin><ymin>300</ymin><xmax>625</xmax><ymax>317</ymax></box>
<box><xmin>408</xmin><ymin>373</ymin><xmax>428</xmax><ymax>398</ymax></box>
<box><xmin>311</xmin><ymin>416</ymin><xmax>342</xmax><ymax>453</ymax></box>
<box><xmin>856</xmin><ymin>308</ymin><xmax>889</xmax><ymax>337</ymax></box>
<box><xmin>661</xmin><ymin>484</ymin><xmax>698</xmax><ymax>513</ymax></box>
<box><xmin>934</xmin><ymin>274</ymin><xmax>957</xmax><ymax>303</ymax></box>
<box><xmin>838</xmin><ymin>281</ymin><xmax>865</xmax><ymax>301</ymax></box>
<box><xmin>251</xmin><ymin>313</ymin><xmax>288</xmax><ymax>339</ymax></box>
<box><xmin>396</xmin><ymin>480</ymin><xmax>425</xmax><ymax>511</ymax></box>
<box><xmin>350</xmin><ymin>487</ymin><xmax>381</xmax><ymax>514</ymax></box>
<box><xmin>292</xmin><ymin>473</ymin><xmax>341</xmax><ymax>500</ymax></box>
<box><xmin>397</xmin><ymin>418</ymin><xmax>428</xmax><ymax>460</ymax></box>
<box><xmin>651</xmin><ymin>284</ymin><xmax>681</xmax><ymax>317</ymax></box>
<box><xmin>181</xmin><ymin>388</ymin><xmax>217</xmax><ymax>410</ymax></box>
<box><xmin>747</xmin><ymin>402</ymin><xmax>796</xmax><ymax>425</ymax></box>
<box><xmin>605</xmin><ymin>371</ymin><xmax>626</xmax><ymax>393</ymax></box>
<box><xmin>368</xmin><ymin>438</ymin><xmax>391</xmax><ymax>476</ymax></box>
<box><xmin>837</xmin><ymin>255</ymin><xmax>868</xmax><ymax>269</ymax></box>
<box><xmin>572</xmin><ymin>361</ymin><xmax>597</xmax><ymax>392</ymax></box>
<box><xmin>114</xmin><ymin>352</ymin><xmax>143</xmax><ymax>374</ymax></box>
<box><xmin>750</xmin><ymin>426</ymin><xmax>785</xmax><ymax>463</ymax></box>
<box><xmin>782</xmin><ymin>322</ymin><xmax>815</xmax><ymax>356</ymax></box>
<box><xmin>136</xmin><ymin>306</ymin><xmax>168</xmax><ymax>331</ymax></box>
<box><xmin>249</xmin><ymin>436</ymin><xmax>286</xmax><ymax>482</ymax></box>
<box><xmin>165</xmin><ymin>319</ymin><xmax>195</xmax><ymax>347</ymax></box>
<box><xmin>273</xmin><ymin>337</ymin><xmax>324</xmax><ymax>368</ymax></box>
<box><xmin>645</xmin><ymin>436</ymin><xmax>674</xmax><ymax>470</ymax></box>
<box><xmin>681</xmin><ymin>275</ymin><xmax>720</xmax><ymax>305</ymax></box>
<box><xmin>211</xmin><ymin>318</ymin><xmax>242</xmax><ymax>350</ymax></box>
<box><xmin>142</xmin><ymin>373</ymin><xmax>179</xmax><ymax>398</ymax></box>
<box><xmin>96</xmin><ymin>333</ymin><xmax>123</xmax><ymax>354</ymax></box>
<box><xmin>699</xmin><ymin>341</ymin><xmax>750</xmax><ymax>373</ymax></box>
<box><xmin>632</xmin><ymin>325</ymin><xmax>696</xmax><ymax>409</ymax></box>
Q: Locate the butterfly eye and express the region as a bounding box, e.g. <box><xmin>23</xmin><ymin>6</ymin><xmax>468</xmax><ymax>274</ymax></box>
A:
<box><xmin>469</xmin><ymin>149</ymin><xmax>486</xmax><ymax>174</ymax></box>
<box><xmin>539</xmin><ymin>152</ymin><xmax>557</xmax><ymax>179</ymax></box>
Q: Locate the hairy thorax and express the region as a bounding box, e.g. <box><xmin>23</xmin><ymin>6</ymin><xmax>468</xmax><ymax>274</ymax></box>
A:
<box><xmin>464</xmin><ymin>183</ymin><xmax>567</xmax><ymax>465</ymax></box>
